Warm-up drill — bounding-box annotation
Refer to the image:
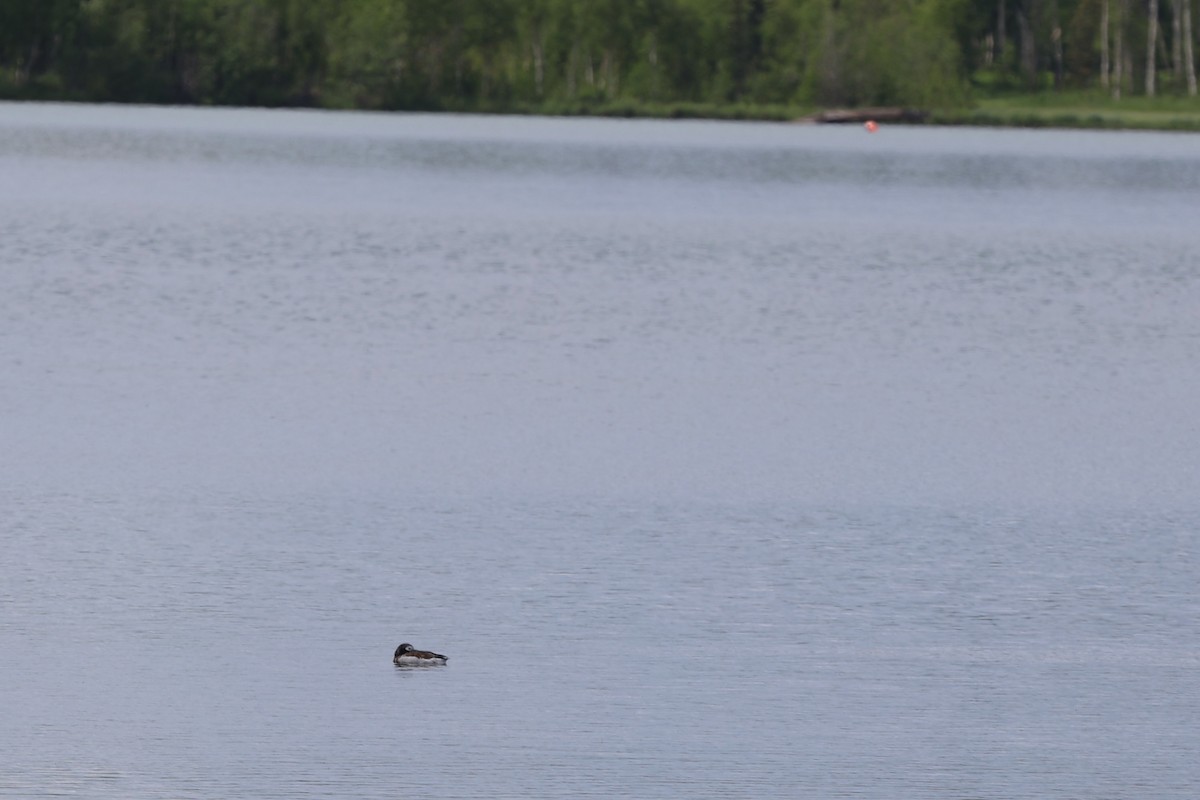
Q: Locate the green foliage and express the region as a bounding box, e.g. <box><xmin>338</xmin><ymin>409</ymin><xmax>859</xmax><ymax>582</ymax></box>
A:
<box><xmin>0</xmin><ymin>0</ymin><xmax>1195</xmax><ymax>113</ymax></box>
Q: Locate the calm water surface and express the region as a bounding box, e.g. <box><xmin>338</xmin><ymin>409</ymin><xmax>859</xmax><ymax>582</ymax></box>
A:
<box><xmin>1</xmin><ymin>103</ymin><xmax>1198</xmax><ymax>798</ymax></box>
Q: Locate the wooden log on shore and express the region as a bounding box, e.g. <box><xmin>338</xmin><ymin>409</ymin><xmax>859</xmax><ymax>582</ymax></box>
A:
<box><xmin>796</xmin><ymin>107</ymin><xmax>929</xmax><ymax>124</ymax></box>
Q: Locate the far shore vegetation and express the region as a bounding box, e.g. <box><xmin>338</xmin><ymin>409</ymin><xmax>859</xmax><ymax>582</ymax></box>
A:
<box><xmin>4</xmin><ymin>1</ymin><xmax>1200</xmax><ymax>131</ymax></box>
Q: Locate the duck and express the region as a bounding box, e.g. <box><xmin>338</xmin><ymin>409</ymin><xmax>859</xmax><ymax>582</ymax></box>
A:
<box><xmin>393</xmin><ymin>642</ymin><xmax>448</xmax><ymax>666</ymax></box>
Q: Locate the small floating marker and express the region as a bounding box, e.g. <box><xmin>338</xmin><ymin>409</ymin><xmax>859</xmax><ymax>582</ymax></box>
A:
<box><xmin>864</xmin><ymin>120</ymin><xmax>879</xmax><ymax>133</ymax></box>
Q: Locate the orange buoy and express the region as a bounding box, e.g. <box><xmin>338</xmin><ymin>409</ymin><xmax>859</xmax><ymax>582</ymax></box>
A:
<box><xmin>864</xmin><ymin>120</ymin><xmax>879</xmax><ymax>133</ymax></box>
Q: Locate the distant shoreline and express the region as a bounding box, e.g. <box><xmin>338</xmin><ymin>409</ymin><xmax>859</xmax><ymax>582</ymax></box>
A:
<box><xmin>6</xmin><ymin>94</ymin><xmax>1200</xmax><ymax>133</ymax></box>
<box><xmin>526</xmin><ymin>95</ymin><xmax>1200</xmax><ymax>132</ymax></box>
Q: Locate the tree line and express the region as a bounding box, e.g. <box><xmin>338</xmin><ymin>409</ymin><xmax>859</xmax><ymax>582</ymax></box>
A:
<box><xmin>1</xmin><ymin>1</ymin><xmax>1196</xmax><ymax>111</ymax></box>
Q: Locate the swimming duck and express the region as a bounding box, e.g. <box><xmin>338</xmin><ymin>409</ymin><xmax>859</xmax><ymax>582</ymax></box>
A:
<box><xmin>393</xmin><ymin>643</ymin><xmax>448</xmax><ymax>666</ymax></box>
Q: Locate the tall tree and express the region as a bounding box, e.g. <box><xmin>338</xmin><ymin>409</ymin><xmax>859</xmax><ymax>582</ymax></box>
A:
<box><xmin>1100</xmin><ymin>0</ymin><xmax>1110</xmax><ymax>89</ymax></box>
<box><xmin>1050</xmin><ymin>0</ymin><xmax>1063</xmax><ymax>88</ymax></box>
<box><xmin>1171</xmin><ymin>0</ymin><xmax>1183</xmax><ymax>86</ymax></box>
<box><xmin>728</xmin><ymin>0</ymin><xmax>766</xmax><ymax>98</ymax></box>
<box><xmin>997</xmin><ymin>0</ymin><xmax>1008</xmax><ymax>66</ymax></box>
<box><xmin>0</xmin><ymin>0</ymin><xmax>81</xmax><ymax>87</ymax></box>
<box><xmin>1146</xmin><ymin>0</ymin><xmax>1158</xmax><ymax>95</ymax></box>
<box><xmin>1183</xmin><ymin>0</ymin><xmax>1198</xmax><ymax>94</ymax></box>
<box><xmin>1016</xmin><ymin>0</ymin><xmax>1037</xmax><ymax>87</ymax></box>
<box><xmin>1112</xmin><ymin>0</ymin><xmax>1125</xmax><ymax>97</ymax></box>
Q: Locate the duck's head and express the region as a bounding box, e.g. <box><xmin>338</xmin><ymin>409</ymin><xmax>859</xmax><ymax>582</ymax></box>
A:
<box><xmin>394</xmin><ymin>643</ymin><xmax>414</xmax><ymax>658</ymax></box>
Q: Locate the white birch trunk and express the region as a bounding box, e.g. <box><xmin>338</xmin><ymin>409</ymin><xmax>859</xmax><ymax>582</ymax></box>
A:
<box><xmin>1051</xmin><ymin>0</ymin><xmax>1064</xmax><ymax>88</ymax></box>
<box><xmin>1146</xmin><ymin>0</ymin><xmax>1159</xmax><ymax>96</ymax></box>
<box><xmin>567</xmin><ymin>43</ymin><xmax>577</xmax><ymax>97</ymax></box>
<box><xmin>1113</xmin><ymin>0</ymin><xmax>1124</xmax><ymax>98</ymax></box>
<box><xmin>997</xmin><ymin>0</ymin><xmax>1007</xmax><ymax>66</ymax></box>
<box><xmin>1185</xmin><ymin>0</ymin><xmax>1198</xmax><ymax>95</ymax></box>
<box><xmin>531</xmin><ymin>28</ymin><xmax>544</xmax><ymax>97</ymax></box>
<box><xmin>1101</xmin><ymin>0</ymin><xmax>1110</xmax><ymax>89</ymax></box>
<box><xmin>1017</xmin><ymin>5</ymin><xmax>1036</xmax><ymax>86</ymax></box>
<box><xmin>1172</xmin><ymin>0</ymin><xmax>1184</xmax><ymax>84</ymax></box>
<box><xmin>648</xmin><ymin>32</ymin><xmax>659</xmax><ymax>98</ymax></box>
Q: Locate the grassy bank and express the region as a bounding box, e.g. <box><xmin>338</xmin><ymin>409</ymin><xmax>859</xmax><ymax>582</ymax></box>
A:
<box><xmin>7</xmin><ymin>81</ymin><xmax>1200</xmax><ymax>132</ymax></box>
<box><xmin>493</xmin><ymin>91</ymin><xmax>1200</xmax><ymax>131</ymax></box>
<box><xmin>526</xmin><ymin>100</ymin><xmax>811</xmax><ymax>122</ymax></box>
<box><xmin>932</xmin><ymin>91</ymin><xmax>1200</xmax><ymax>132</ymax></box>
<box><xmin>518</xmin><ymin>97</ymin><xmax>1200</xmax><ymax>132</ymax></box>
<box><xmin>523</xmin><ymin>89</ymin><xmax>1200</xmax><ymax>132</ymax></box>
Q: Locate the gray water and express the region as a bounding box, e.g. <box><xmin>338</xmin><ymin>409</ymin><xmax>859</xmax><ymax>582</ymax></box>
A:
<box><xmin>1</xmin><ymin>102</ymin><xmax>1198</xmax><ymax>798</ymax></box>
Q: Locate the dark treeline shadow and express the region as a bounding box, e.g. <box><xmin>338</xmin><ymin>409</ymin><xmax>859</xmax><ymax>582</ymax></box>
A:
<box><xmin>1</xmin><ymin>1</ymin><xmax>1194</xmax><ymax>113</ymax></box>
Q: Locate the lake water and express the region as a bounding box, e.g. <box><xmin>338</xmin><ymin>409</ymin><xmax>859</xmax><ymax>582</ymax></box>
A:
<box><xmin>1</xmin><ymin>102</ymin><xmax>1198</xmax><ymax>798</ymax></box>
